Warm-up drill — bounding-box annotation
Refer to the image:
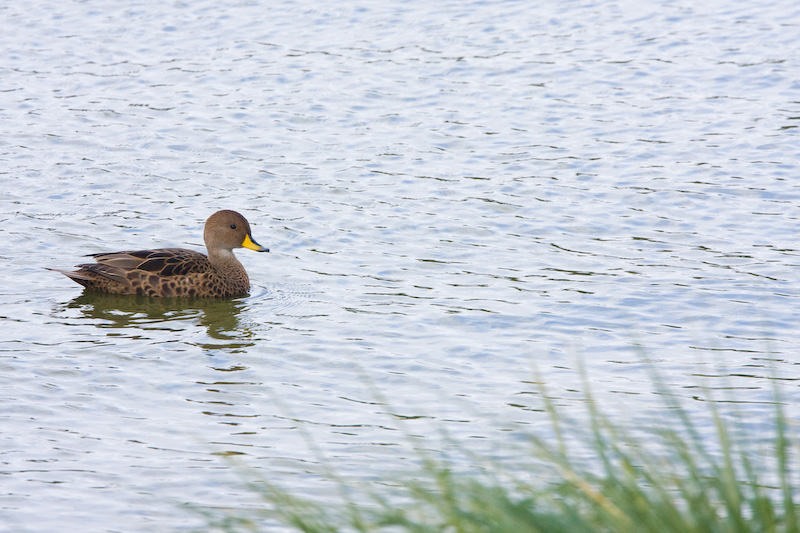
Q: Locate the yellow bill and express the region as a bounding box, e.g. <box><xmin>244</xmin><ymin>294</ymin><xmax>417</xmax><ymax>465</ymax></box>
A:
<box><xmin>241</xmin><ymin>234</ymin><xmax>269</xmax><ymax>252</ymax></box>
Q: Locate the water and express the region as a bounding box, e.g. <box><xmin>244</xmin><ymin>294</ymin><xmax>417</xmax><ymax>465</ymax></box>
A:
<box><xmin>2</xmin><ymin>0</ymin><xmax>800</xmax><ymax>530</ymax></box>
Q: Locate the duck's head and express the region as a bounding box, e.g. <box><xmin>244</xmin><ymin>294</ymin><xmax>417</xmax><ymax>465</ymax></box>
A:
<box><xmin>204</xmin><ymin>210</ymin><xmax>269</xmax><ymax>254</ymax></box>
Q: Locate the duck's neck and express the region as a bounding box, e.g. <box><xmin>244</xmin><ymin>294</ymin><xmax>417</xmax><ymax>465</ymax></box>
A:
<box><xmin>208</xmin><ymin>249</ymin><xmax>247</xmax><ymax>280</ymax></box>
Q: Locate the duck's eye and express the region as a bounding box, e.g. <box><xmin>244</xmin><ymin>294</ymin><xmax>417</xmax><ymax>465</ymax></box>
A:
<box><xmin>230</xmin><ymin>224</ymin><xmax>237</xmax><ymax>230</ymax></box>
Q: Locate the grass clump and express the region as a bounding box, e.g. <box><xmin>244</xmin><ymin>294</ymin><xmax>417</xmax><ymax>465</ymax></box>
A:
<box><xmin>201</xmin><ymin>366</ymin><xmax>800</xmax><ymax>533</ymax></box>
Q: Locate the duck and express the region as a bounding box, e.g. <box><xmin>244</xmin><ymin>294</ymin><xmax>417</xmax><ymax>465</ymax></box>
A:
<box><xmin>53</xmin><ymin>210</ymin><xmax>269</xmax><ymax>298</ymax></box>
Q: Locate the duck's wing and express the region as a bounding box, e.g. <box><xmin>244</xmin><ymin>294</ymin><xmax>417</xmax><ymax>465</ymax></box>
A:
<box><xmin>86</xmin><ymin>248</ymin><xmax>210</xmax><ymax>278</ymax></box>
<box><xmin>56</xmin><ymin>248</ymin><xmax>210</xmax><ymax>294</ymax></box>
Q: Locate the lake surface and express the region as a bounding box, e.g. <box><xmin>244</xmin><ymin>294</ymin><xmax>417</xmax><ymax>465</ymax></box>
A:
<box><xmin>2</xmin><ymin>0</ymin><xmax>800</xmax><ymax>530</ymax></box>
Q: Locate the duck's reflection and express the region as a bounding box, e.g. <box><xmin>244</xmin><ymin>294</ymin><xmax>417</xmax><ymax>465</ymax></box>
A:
<box><xmin>64</xmin><ymin>292</ymin><xmax>257</xmax><ymax>350</ymax></box>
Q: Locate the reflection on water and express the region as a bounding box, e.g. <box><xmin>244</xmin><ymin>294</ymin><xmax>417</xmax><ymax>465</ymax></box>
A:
<box><xmin>64</xmin><ymin>292</ymin><xmax>257</xmax><ymax>349</ymax></box>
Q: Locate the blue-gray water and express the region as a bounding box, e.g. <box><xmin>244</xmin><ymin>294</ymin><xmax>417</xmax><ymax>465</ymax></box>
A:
<box><xmin>2</xmin><ymin>0</ymin><xmax>800</xmax><ymax>530</ymax></box>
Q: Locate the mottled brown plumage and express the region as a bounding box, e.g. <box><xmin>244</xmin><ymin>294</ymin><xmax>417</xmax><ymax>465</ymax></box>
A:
<box><xmin>54</xmin><ymin>210</ymin><xmax>269</xmax><ymax>298</ymax></box>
